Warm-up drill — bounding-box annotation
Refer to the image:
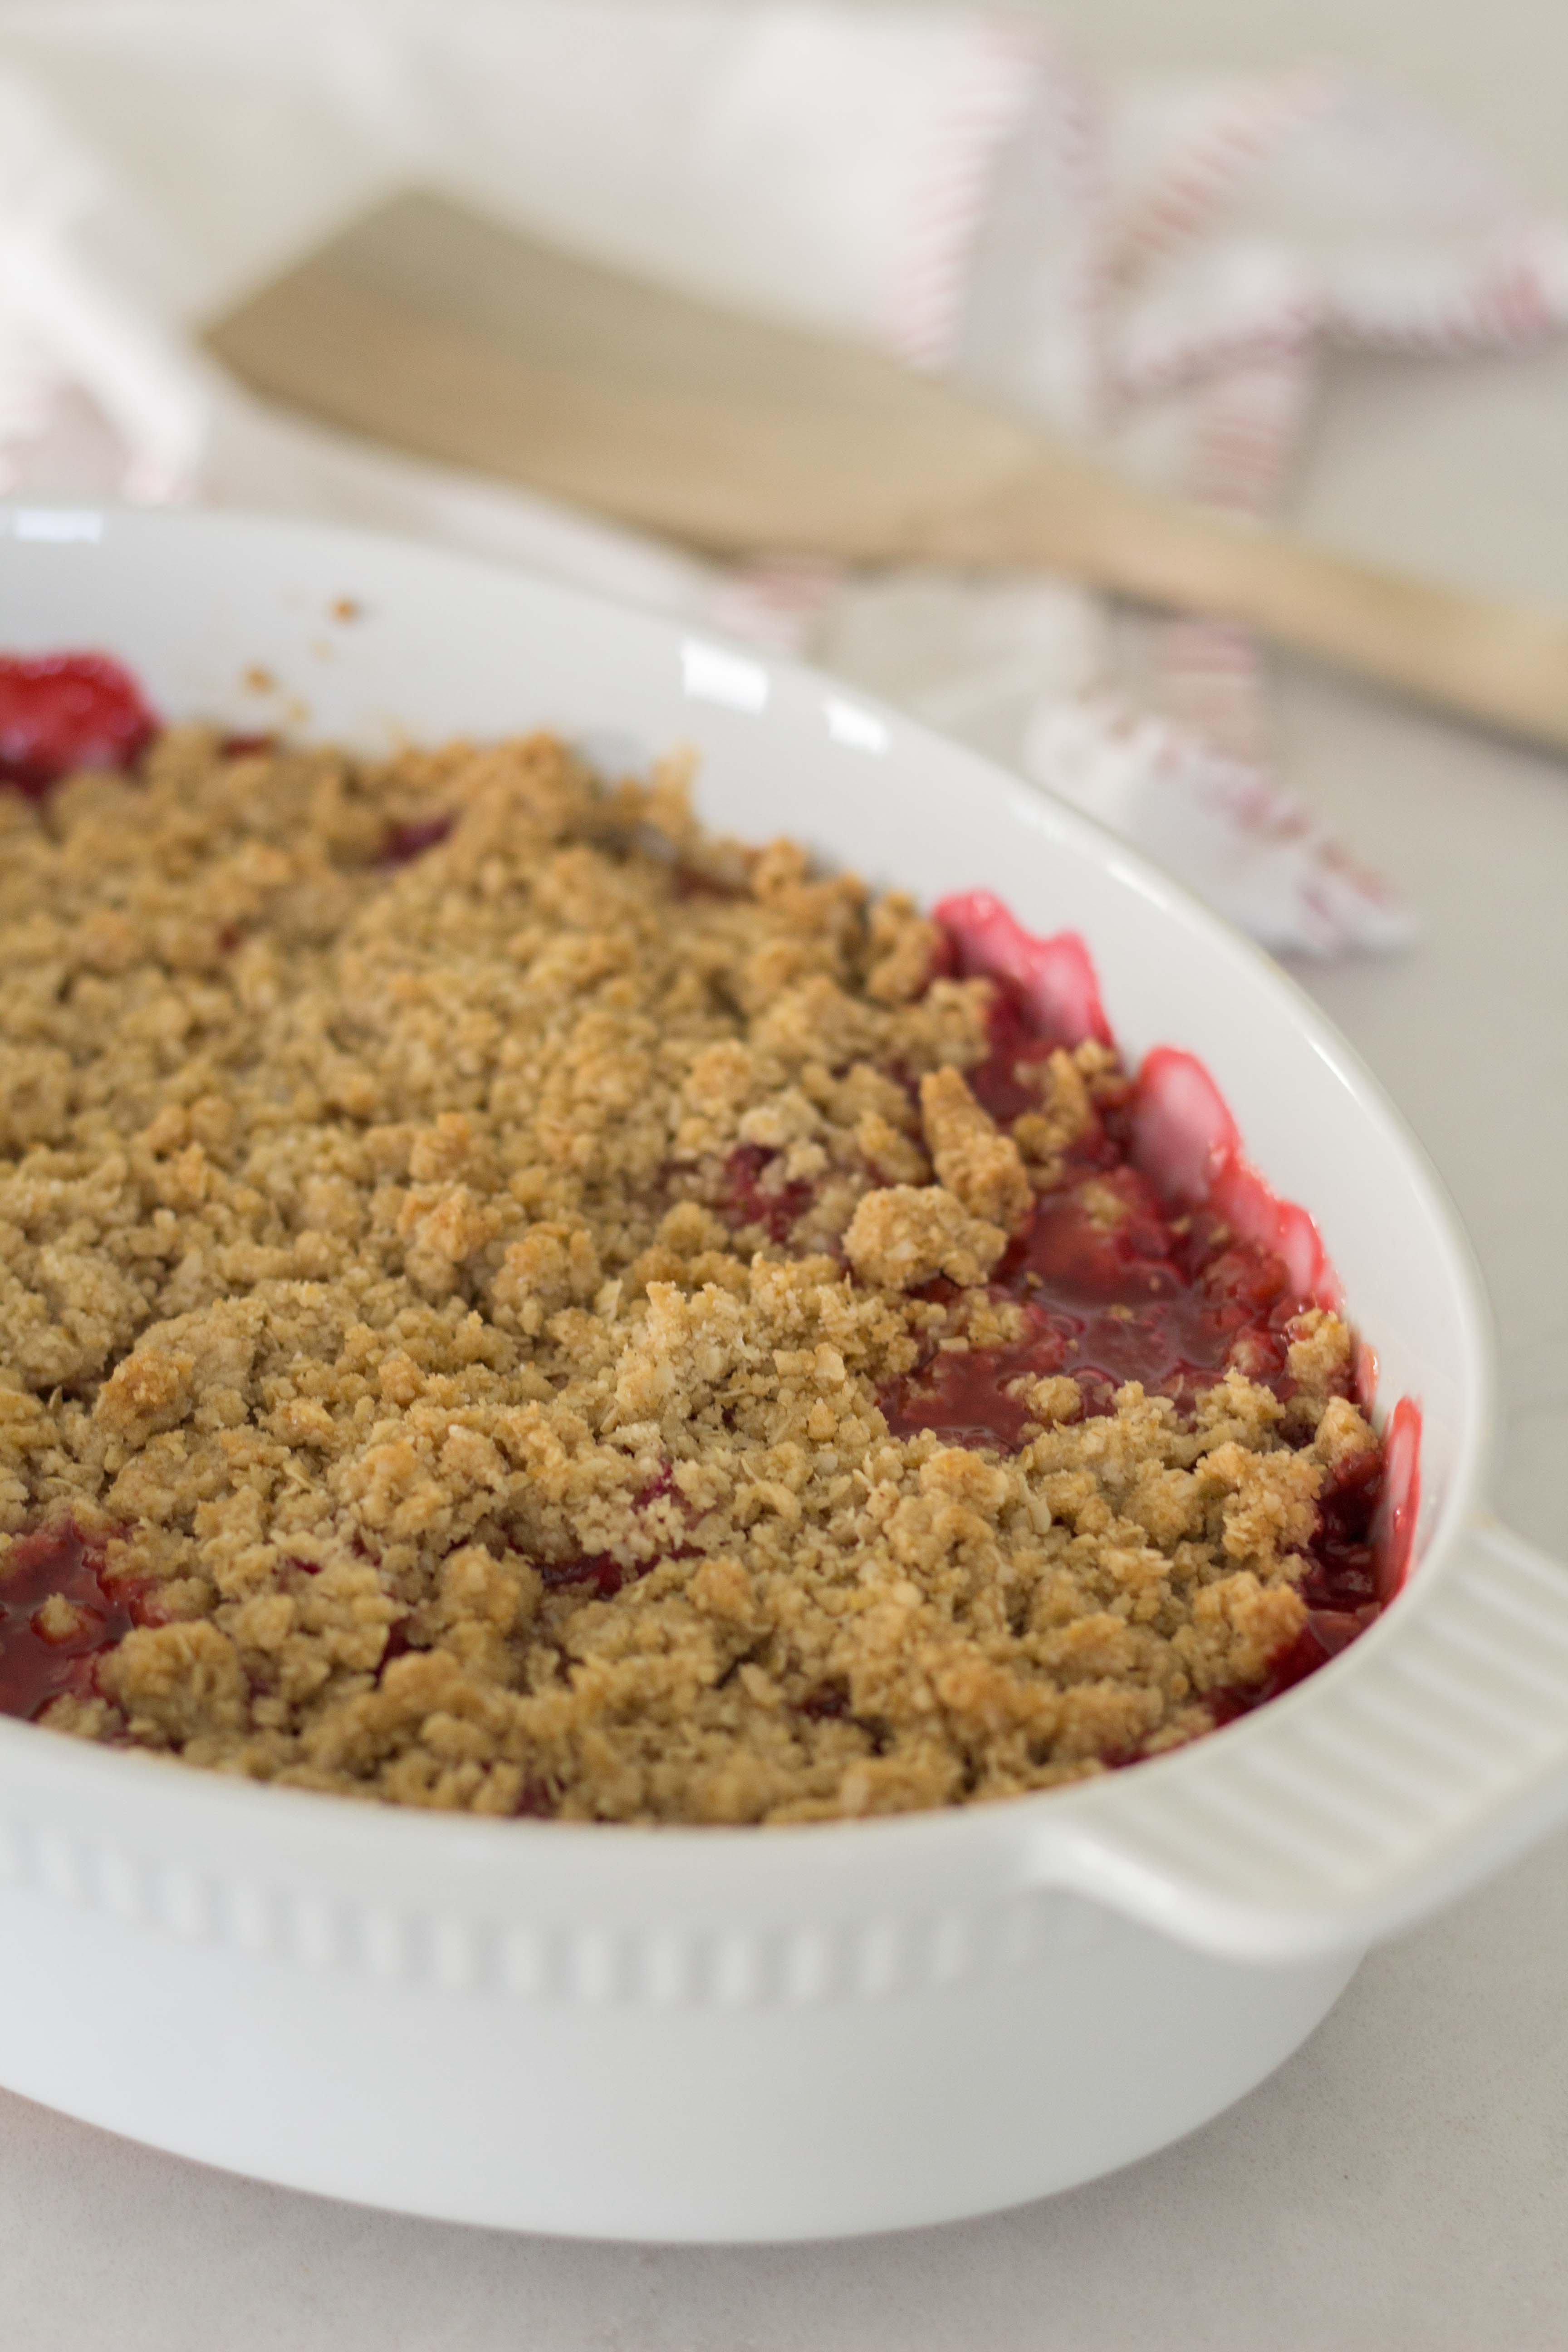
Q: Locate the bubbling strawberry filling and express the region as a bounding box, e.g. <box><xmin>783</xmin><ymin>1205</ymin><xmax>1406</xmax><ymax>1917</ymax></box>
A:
<box><xmin>0</xmin><ymin>1521</ymin><xmax>162</xmax><ymax>1723</ymax></box>
<box><xmin>0</xmin><ymin>652</ymin><xmax>157</xmax><ymax>797</ymax></box>
<box><xmin>722</xmin><ymin>1142</ymin><xmax>818</xmax><ymax>1245</ymax></box>
<box><xmin>882</xmin><ymin>1156</ymin><xmax>1304</xmax><ymax>1445</ymax></box>
<box><xmin>530</xmin><ymin>1464</ymin><xmax>699</xmax><ymax>1607</ymax></box>
<box><xmin>714</xmin><ymin>892</ymin><xmax>1408</xmax><ymax>1736</ymax></box>
<box><xmin>884</xmin><ymin>900</ymin><xmax>1409</xmax><ymax>1728</ymax></box>
<box><xmin>1208</xmin><ymin>1450</ymin><xmax>1386</xmax><ymax>1726</ymax></box>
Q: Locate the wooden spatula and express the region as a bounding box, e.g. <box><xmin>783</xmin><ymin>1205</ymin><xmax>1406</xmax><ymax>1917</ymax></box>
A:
<box><xmin>207</xmin><ymin>189</ymin><xmax>1568</xmax><ymax>756</ymax></box>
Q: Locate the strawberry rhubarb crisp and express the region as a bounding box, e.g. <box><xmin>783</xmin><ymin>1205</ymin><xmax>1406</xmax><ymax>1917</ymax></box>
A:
<box><xmin>0</xmin><ymin>668</ymin><xmax>1391</xmax><ymax>1822</ymax></box>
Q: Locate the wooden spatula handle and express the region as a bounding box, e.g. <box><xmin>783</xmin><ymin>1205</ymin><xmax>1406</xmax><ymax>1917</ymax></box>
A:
<box><xmin>206</xmin><ymin>191</ymin><xmax>1568</xmax><ymax>758</ymax></box>
<box><xmin>941</xmin><ymin>458</ymin><xmax>1568</xmax><ymax>755</ymax></box>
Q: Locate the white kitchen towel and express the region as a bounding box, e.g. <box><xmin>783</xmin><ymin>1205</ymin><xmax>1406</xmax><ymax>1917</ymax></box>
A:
<box><xmin>0</xmin><ymin>1</ymin><xmax>1565</xmax><ymax>952</ymax></box>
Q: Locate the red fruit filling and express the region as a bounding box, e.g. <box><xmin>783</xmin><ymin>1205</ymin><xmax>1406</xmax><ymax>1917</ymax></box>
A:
<box><xmin>531</xmin><ymin>1463</ymin><xmax>699</xmax><ymax>1605</ymax></box>
<box><xmin>1208</xmin><ymin>1450</ymin><xmax>1385</xmax><ymax>1726</ymax></box>
<box><xmin>722</xmin><ymin>1141</ymin><xmax>817</xmax><ymax>1245</ymax></box>
<box><xmin>381</xmin><ymin>812</ymin><xmax>456</xmax><ymax>866</ymax></box>
<box><xmin>0</xmin><ymin>1520</ymin><xmax>162</xmax><ymax>1722</ymax></box>
<box><xmin>690</xmin><ymin>893</ymin><xmax>1411</xmax><ymax>1736</ymax></box>
<box><xmin>936</xmin><ymin>889</ymin><xmax>1113</xmax><ymax>1053</ymax></box>
<box><xmin>0</xmin><ymin>652</ymin><xmax>157</xmax><ymax>797</ymax></box>
<box><xmin>538</xmin><ymin>1550</ymin><xmax>632</xmax><ymax>1601</ymax></box>
<box><xmin>880</xmin><ymin>988</ymin><xmax>1308</xmax><ymax>1446</ymax></box>
<box><xmin>876</xmin><ymin>902</ymin><xmax>1417</xmax><ymax>1731</ymax></box>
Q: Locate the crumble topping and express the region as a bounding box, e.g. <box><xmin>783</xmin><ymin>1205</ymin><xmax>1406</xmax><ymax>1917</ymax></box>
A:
<box><xmin>842</xmin><ymin>1181</ymin><xmax>1008</xmax><ymax>1291</ymax></box>
<box><xmin>0</xmin><ymin>725</ymin><xmax>1380</xmax><ymax>1823</ymax></box>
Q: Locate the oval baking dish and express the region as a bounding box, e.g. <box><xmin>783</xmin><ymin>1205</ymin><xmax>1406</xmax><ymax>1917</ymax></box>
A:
<box><xmin>0</xmin><ymin>505</ymin><xmax>1564</xmax><ymax>2243</ymax></box>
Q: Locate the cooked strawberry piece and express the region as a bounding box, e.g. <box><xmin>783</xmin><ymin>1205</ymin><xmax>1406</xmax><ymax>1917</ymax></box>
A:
<box><xmin>0</xmin><ymin>1521</ymin><xmax>161</xmax><ymax>1721</ymax></box>
<box><xmin>0</xmin><ymin>652</ymin><xmax>156</xmax><ymax>797</ymax></box>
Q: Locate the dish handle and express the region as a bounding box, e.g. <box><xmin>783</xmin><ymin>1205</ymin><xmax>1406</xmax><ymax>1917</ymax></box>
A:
<box><xmin>1026</xmin><ymin>1514</ymin><xmax>1568</xmax><ymax>1964</ymax></box>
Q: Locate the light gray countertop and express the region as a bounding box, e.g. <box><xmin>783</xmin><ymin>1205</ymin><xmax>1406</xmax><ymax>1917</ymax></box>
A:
<box><xmin>3</xmin><ymin>4</ymin><xmax>1567</xmax><ymax>2344</ymax></box>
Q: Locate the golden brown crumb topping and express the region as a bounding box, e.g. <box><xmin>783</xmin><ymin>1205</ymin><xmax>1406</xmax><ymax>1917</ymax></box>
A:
<box><xmin>0</xmin><ymin>729</ymin><xmax>1375</xmax><ymax>1822</ymax></box>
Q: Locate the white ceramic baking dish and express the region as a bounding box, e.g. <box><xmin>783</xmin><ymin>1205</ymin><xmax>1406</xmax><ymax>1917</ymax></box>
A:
<box><xmin>0</xmin><ymin>505</ymin><xmax>1565</xmax><ymax>2244</ymax></box>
